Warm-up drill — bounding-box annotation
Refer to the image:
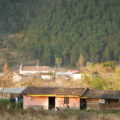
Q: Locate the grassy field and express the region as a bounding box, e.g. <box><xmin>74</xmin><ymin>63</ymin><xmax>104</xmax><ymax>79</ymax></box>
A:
<box><xmin>0</xmin><ymin>99</ymin><xmax>120</xmax><ymax>120</ymax></box>
<box><xmin>0</xmin><ymin>108</ymin><xmax>120</xmax><ymax>120</ymax></box>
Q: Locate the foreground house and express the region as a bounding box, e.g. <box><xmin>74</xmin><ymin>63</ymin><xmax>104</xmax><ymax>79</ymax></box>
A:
<box><xmin>22</xmin><ymin>87</ymin><xmax>120</xmax><ymax>111</ymax></box>
<box><xmin>83</xmin><ymin>89</ymin><xmax>120</xmax><ymax>110</ymax></box>
<box><xmin>22</xmin><ymin>87</ymin><xmax>86</xmax><ymax>110</ymax></box>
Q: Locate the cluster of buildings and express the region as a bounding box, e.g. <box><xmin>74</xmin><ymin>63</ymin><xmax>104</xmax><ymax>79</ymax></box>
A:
<box><xmin>12</xmin><ymin>64</ymin><xmax>84</xmax><ymax>82</ymax></box>
<box><xmin>19</xmin><ymin>65</ymin><xmax>54</xmax><ymax>80</ymax></box>
<box><xmin>1</xmin><ymin>64</ymin><xmax>119</xmax><ymax>111</ymax></box>
<box><xmin>0</xmin><ymin>87</ymin><xmax>120</xmax><ymax>111</ymax></box>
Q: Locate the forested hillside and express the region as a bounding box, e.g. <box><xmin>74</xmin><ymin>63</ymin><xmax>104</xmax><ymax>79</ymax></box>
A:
<box><xmin>0</xmin><ymin>0</ymin><xmax>120</xmax><ymax>68</ymax></box>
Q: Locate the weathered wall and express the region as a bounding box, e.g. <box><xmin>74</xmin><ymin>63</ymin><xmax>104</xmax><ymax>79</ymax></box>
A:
<box><xmin>23</xmin><ymin>95</ymin><xmax>48</xmax><ymax>110</ymax></box>
<box><xmin>100</xmin><ymin>99</ymin><xmax>120</xmax><ymax>110</ymax></box>
<box><xmin>55</xmin><ymin>97</ymin><xmax>80</xmax><ymax>110</ymax></box>
<box><xmin>23</xmin><ymin>96</ymin><xmax>80</xmax><ymax>110</ymax></box>
<box><xmin>87</xmin><ymin>99</ymin><xmax>99</xmax><ymax>110</ymax></box>
<box><xmin>87</xmin><ymin>99</ymin><xmax>120</xmax><ymax>111</ymax></box>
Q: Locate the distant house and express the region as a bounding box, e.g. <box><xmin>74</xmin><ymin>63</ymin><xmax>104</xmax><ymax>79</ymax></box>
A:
<box><xmin>56</xmin><ymin>72</ymin><xmax>73</xmax><ymax>76</ymax></box>
<box><xmin>0</xmin><ymin>87</ymin><xmax>25</xmax><ymax>99</ymax></box>
<box><xmin>20</xmin><ymin>65</ymin><xmax>54</xmax><ymax>75</ymax></box>
<box><xmin>19</xmin><ymin>65</ymin><xmax>55</xmax><ymax>80</ymax></box>
<box><xmin>71</xmin><ymin>70</ymin><xmax>87</xmax><ymax>80</ymax></box>
<box><xmin>72</xmin><ymin>73</ymin><xmax>82</xmax><ymax>80</ymax></box>
<box><xmin>22</xmin><ymin>87</ymin><xmax>120</xmax><ymax>111</ymax></box>
<box><xmin>56</xmin><ymin>71</ymin><xmax>84</xmax><ymax>80</ymax></box>
<box><xmin>56</xmin><ymin>72</ymin><xmax>73</xmax><ymax>80</ymax></box>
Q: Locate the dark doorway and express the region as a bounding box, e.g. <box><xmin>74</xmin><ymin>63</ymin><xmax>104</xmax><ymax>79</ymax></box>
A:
<box><xmin>49</xmin><ymin>97</ymin><xmax>55</xmax><ymax>110</ymax></box>
<box><xmin>80</xmin><ymin>99</ymin><xmax>86</xmax><ymax>110</ymax></box>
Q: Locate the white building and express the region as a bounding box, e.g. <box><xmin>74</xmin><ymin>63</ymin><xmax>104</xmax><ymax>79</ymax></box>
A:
<box><xmin>19</xmin><ymin>64</ymin><xmax>54</xmax><ymax>75</ymax></box>
<box><xmin>56</xmin><ymin>71</ymin><xmax>83</xmax><ymax>80</ymax></box>
<box><xmin>72</xmin><ymin>73</ymin><xmax>82</xmax><ymax>80</ymax></box>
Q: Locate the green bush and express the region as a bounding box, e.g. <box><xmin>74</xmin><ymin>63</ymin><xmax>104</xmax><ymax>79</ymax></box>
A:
<box><xmin>0</xmin><ymin>99</ymin><xmax>10</xmax><ymax>103</ymax></box>
<box><xmin>18</xmin><ymin>99</ymin><xmax>23</xmax><ymax>108</ymax></box>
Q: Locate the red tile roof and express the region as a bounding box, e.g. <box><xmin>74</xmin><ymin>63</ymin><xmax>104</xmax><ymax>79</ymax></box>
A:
<box><xmin>22</xmin><ymin>66</ymin><xmax>54</xmax><ymax>72</ymax></box>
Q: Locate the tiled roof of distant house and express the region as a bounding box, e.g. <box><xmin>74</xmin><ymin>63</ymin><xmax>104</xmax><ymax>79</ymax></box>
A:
<box><xmin>22</xmin><ymin>66</ymin><xmax>54</xmax><ymax>72</ymax></box>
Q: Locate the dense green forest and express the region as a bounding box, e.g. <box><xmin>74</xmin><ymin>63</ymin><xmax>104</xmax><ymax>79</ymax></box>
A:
<box><xmin>0</xmin><ymin>0</ymin><xmax>120</xmax><ymax>67</ymax></box>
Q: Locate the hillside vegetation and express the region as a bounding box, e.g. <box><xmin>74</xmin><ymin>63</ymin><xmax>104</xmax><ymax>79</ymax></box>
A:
<box><xmin>0</xmin><ymin>0</ymin><xmax>120</xmax><ymax>67</ymax></box>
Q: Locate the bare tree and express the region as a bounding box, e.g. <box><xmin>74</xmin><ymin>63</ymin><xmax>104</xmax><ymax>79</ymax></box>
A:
<box><xmin>76</xmin><ymin>54</ymin><xmax>84</xmax><ymax>69</ymax></box>
<box><xmin>55</xmin><ymin>58</ymin><xmax>62</xmax><ymax>69</ymax></box>
<box><xmin>3</xmin><ymin>62</ymin><xmax>11</xmax><ymax>74</ymax></box>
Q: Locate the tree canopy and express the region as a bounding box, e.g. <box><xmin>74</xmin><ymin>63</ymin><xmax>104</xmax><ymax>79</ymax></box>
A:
<box><xmin>0</xmin><ymin>0</ymin><xmax>120</xmax><ymax>67</ymax></box>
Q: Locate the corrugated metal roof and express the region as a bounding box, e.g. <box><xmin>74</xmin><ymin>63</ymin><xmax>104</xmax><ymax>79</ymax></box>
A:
<box><xmin>0</xmin><ymin>88</ymin><xmax>25</xmax><ymax>94</ymax></box>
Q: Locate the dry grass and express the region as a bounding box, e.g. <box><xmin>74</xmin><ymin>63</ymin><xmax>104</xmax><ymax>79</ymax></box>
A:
<box><xmin>0</xmin><ymin>108</ymin><xmax>120</xmax><ymax>120</ymax></box>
